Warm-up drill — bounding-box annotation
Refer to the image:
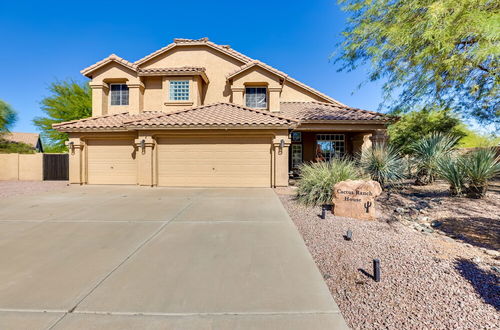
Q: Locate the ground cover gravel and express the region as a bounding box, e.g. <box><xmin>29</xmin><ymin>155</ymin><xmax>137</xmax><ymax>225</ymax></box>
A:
<box><xmin>277</xmin><ymin>186</ymin><xmax>499</xmax><ymax>329</ymax></box>
<box><xmin>0</xmin><ymin>180</ymin><xmax>68</xmax><ymax>199</ymax></box>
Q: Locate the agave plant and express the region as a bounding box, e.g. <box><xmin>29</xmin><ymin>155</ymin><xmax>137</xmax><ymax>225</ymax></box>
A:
<box><xmin>437</xmin><ymin>155</ymin><xmax>467</xmax><ymax>195</ymax></box>
<box><xmin>410</xmin><ymin>133</ymin><xmax>460</xmax><ymax>185</ymax></box>
<box><xmin>462</xmin><ymin>148</ymin><xmax>500</xmax><ymax>198</ymax></box>
<box><xmin>359</xmin><ymin>144</ymin><xmax>406</xmax><ymax>188</ymax></box>
<box><xmin>296</xmin><ymin>158</ymin><xmax>364</xmax><ymax>206</ymax></box>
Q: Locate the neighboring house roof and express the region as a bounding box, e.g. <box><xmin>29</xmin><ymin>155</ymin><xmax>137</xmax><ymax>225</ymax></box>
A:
<box><xmin>137</xmin><ymin>67</ymin><xmax>209</xmax><ymax>83</ymax></box>
<box><xmin>52</xmin><ymin>112</ymin><xmax>163</xmax><ymax>131</ymax></box>
<box><xmin>280</xmin><ymin>101</ymin><xmax>389</xmax><ymax>122</ymax></box>
<box><xmin>81</xmin><ymin>54</ymin><xmax>137</xmax><ymax>77</ymax></box>
<box><xmin>53</xmin><ymin>101</ymin><xmax>389</xmax><ymax>132</ymax></box>
<box><xmin>3</xmin><ymin>132</ymin><xmax>41</xmax><ymax>148</ymax></box>
<box><xmin>124</xmin><ymin>103</ymin><xmax>297</xmax><ymax>129</ymax></box>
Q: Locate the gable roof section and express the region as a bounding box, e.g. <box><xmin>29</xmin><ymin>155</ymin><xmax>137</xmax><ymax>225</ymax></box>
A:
<box><xmin>280</xmin><ymin>101</ymin><xmax>389</xmax><ymax>122</ymax></box>
<box><xmin>227</xmin><ymin>61</ymin><xmax>345</xmax><ymax>106</ymax></box>
<box><xmin>134</xmin><ymin>38</ymin><xmax>253</xmax><ymax>66</ymax></box>
<box><xmin>124</xmin><ymin>102</ymin><xmax>297</xmax><ymax>129</ymax></box>
<box><xmin>3</xmin><ymin>132</ymin><xmax>40</xmax><ymax>147</ymax></box>
<box><xmin>137</xmin><ymin>66</ymin><xmax>209</xmax><ymax>83</ymax></box>
<box><xmin>52</xmin><ymin>112</ymin><xmax>163</xmax><ymax>131</ymax></box>
<box><xmin>81</xmin><ymin>54</ymin><xmax>137</xmax><ymax>77</ymax></box>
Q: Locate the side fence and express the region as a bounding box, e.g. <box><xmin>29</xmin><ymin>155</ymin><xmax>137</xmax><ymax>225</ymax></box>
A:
<box><xmin>0</xmin><ymin>153</ymin><xmax>68</xmax><ymax>181</ymax></box>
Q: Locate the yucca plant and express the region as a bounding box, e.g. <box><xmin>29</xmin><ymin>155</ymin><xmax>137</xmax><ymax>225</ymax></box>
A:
<box><xmin>296</xmin><ymin>158</ymin><xmax>364</xmax><ymax>206</ymax></box>
<box><xmin>462</xmin><ymin>148</ymin><xmax>500</xmax><ymax>198</ymax></box>
<box><xmin>359</xmin><ymin>144</ymin><xmax>406</xmax><ymax>188</ymax></box>
<box><xmin>437</xmin><ymin>155</ymin><xmax>467</xmax><ymax>196</ymax></box>
<box><xmin>410</xmin><ymin>133</ymin><xmax>460</xmax><ymax>185</ymax></box>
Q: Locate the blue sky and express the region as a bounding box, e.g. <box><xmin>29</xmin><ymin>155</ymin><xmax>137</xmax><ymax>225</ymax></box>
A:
<box><xmin>0</xmin><ymin>0</ymin><xmax>387</xmax><ymax>133</ymax></box>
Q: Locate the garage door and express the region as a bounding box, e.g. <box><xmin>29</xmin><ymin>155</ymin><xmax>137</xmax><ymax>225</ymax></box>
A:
<box><xmin>157</xmin><ymin>136</ymin><xmax>271</xmax><ymax>187</ymax></box>
<box><xmin>87</xmin><ymin>139</ymin><xmax>137</xmax><ymax>185</ymax></box>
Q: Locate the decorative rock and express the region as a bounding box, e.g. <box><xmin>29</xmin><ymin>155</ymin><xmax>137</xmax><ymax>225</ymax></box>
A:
<box><xmin>491</xmin><ymin>266</ymin><xmax>500</xmax><ymax>273</ymax></box>
<box><xmin>419</xmin><ymin>216</ymin><xmax>430</xmax><ymax>222</ymax></box>
<box><xmin>430</xmin><ymin>220</ymin><xmax>442</xmax><ymax>228</ymax></box>
<box><xmin>332</xmin><ymin>180</ymin><xmax>382</xmax><ymax>221</ymax></box>
<box><xmin>395</xmin><ymin>207</ymin><xmax>406</xmax><ymax>214</ymax></box>
<box><xmin>472</xmin><ymin>257</ymin><xmax>482</xmax><ymax>264</ymax></box>
<box><xmin>483</xmin><ymin>249</ymin><xmax>500</xmax><ymax>257</ymax></box>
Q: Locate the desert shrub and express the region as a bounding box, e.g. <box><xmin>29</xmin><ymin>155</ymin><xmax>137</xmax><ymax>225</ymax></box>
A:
<box><xmin>410</xmin><ymin>133</ymin><xmax>460</xmax><ymax>185</ymax></box>
<box><xmin>462</xmin><ymin>148</ymin><xmax>500</xmax><ymax>198</ymax></box>
<box><xmin>359</xmin><ymin>144</ymin><xmax>406</xmax><ymax>187</ymax></box>
<box><xmin>296</xmin><ymin>158</ymin><xmax>364</xmax><ymax>206</ymax></box>
<box><xmin>0</xmin><ymin>139</ymin><xmax>35</xmax><ymax>154</ymax></box>
<box><xmin>437</xmin><ymin>155</ymin><xmax>467</xmax><ymax>195</ymax></box>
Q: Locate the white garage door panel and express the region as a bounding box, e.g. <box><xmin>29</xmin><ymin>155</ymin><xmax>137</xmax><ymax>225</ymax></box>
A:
<box><xmin>87</xmin><ymin>139</ymin><xmax>137</xmax><ymax>185</ymax></box>
<box><xmin>158</xmin><ymin>137</ymin><xmax>271</xmax><ymax>187</ymax></box>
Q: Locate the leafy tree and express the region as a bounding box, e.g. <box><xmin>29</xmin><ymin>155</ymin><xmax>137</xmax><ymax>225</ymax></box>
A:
<box><xmin>388</xmin><ymin>108</ymin><xmax>465</xmax><ymax>154</ymax></box>
<box><xmin>33</xmin><ymin>80</ymin><xmax>91</xmax><ymax>152</ymax></box>
<box><xmin>0</xmin><ymin>100</ymin><xmax>17</xmax><ymax>133</ymax></box>
<box><xmin>335</xmin><ymin>0</ymin><xmax>500</xmax><ymax>124</ymax></box>
<box><xmin>459</xmin><ymin>127</ymin><xmax>500</xmax><ymax>147</ymax></box>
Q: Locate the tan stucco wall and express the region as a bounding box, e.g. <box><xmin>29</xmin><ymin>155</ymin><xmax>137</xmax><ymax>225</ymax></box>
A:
<box><xmin>0</xmin><ymin>153</ymin><xmax>43</xmax><ymax>181</ymax></box>
<box><xmin>68</xmin><ymin>129</ymin><xmax>290</xmax><ymax>187</ymax></box>
<box><xmin>87</xmin><ymin>44</ymin><xmax>332</xmax><ymax>116</ymax></box>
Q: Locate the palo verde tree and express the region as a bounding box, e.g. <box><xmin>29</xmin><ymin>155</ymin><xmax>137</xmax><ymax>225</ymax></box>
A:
<box><xmin>335</xmin><ymin>0</ymin><xmax>499</xmax><ymax>125</ymax></box>
<box><xmin>33</xmin><ymin>80</ymin><xmax>91</xmax><ymax>152</ymax></box>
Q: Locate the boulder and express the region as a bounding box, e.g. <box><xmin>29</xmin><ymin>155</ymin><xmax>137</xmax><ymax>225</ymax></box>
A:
<box><xmin>332</xmin><ymin>180</ymin><xmax>382</xmax><ymax>220</ymax></box>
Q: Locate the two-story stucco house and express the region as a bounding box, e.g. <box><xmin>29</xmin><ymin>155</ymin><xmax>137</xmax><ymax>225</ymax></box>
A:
<box><xmin>54</xmin><ymin>38</ymin><xmax>389</xmax><ymax>187</ymax></box>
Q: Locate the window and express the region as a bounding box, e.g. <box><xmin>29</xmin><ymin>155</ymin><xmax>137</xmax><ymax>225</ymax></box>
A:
<box><xmin>169</xmin><ymin>80</ymin><xmax>190</xmax><ymax>101</ymax></box>
<box><xmin>110</xmin><ymin>84</ymin><xmax>129</xmax><ymax>106</ymax></box>
<box><xmin>316</xmin><ymin>134</ymin><xmax>345</xmax><ymax>161</ymax></box>
<box><xmin>245</xmin><ymin>87</ymin><xmax>267</xmax><ymax>108</ymax></box>
<box><xmin>291</xmin><ymin>144</ymin><xmax>303</xmax><ymax>169</ymax></box>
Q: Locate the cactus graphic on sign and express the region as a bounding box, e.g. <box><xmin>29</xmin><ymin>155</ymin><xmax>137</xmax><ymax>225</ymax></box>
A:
<box><xmin>364</xmin><ymin>201</ymin><xmax>372</xmax><ymax>213</ymax></box>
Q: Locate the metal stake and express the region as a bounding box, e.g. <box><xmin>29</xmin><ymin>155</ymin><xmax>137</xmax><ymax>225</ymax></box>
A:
<box><xmin>345</xmin><ymin>230</ymin><xmax>352</xmax><ymax>241</ymax></box>
<box><xmin>373</xmin><ymin>259</ymin><xmax>381</xmax><ymax>282</ymax></box>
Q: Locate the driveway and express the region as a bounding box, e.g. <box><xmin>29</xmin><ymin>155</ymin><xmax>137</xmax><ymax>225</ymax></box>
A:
<box><xmin>0</xmin><ymin>185</ymin><xmax>347</xmax><ymax>329</ymax></box>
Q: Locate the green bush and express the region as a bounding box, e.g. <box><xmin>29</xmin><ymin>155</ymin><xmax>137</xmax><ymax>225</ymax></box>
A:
<box><xmin>462</xmin><ymin>148</ymin><xmax>500</xmax><ymax>198</ymax></box>
<box><xmin>437</xmin><ymin>156</ymin><xmax>467</xmax><ymax>195</ymax></box>
<box><xmin>0</xmin><ymin>139</ymin><xmax>35</xmax><ymax>154</ymax></box>
<box><xmin>410</xmin><ymin>133</ymin><xmax>460</xmax><ymax>185</ymax></box>
<box><xmin>359</xmin><ymin>144</ymin><xmax>406</xmax><ymax>187</ymax></box>
<box><xmin>296</xmin><ymin>158</ymin><xmax>364</xmax><ymax>206</ymax></box>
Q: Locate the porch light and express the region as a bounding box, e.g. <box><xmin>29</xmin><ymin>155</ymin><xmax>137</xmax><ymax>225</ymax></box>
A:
<box><xmin>140</xmin><ymin>139</ymin><xmax>146</xmax><ymax>153</ymax></box>
<box><xmin>68</xmin><ymin>141</ymin><xmax>74</xmax><ymax>153</ymax></box>
<box><xmin>279</xmin><ymin>139</ymin><xmax>285</xmax><ymax>149</ymax></box>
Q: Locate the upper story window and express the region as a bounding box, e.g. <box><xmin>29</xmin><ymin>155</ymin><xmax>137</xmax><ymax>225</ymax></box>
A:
<box><xmin>245</xmin><ymin>87</ymin><xmax>267</xmax><ymax>109</ymax></box>
<box><xmin>169</xmin><ymin>80</ymin><xmax>190</xmax><ymax>101</ymax></box>
<box><xmin>110</xmin><ymin>84</ymin><xmax>129</xmax><ymax>106</ymax></box>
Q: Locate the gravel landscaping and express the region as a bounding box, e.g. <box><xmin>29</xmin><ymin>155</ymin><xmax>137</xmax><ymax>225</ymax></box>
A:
<box><xmin>0</xmin><ymin>181</ymin><xmax>68</xmax><ymax>199</ymax></box>
<box><xmin>277</xmin><ymin>184</ymin><xmax>499</xmax><ymax>329</ymax></box>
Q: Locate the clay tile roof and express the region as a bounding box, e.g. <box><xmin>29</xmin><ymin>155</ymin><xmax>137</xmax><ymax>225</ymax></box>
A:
<box><xmin>2</xmin><ymin>132</ymin><xmax>40</xmax><ymax>147</ymax></box>
<box><xmin>137</xmin><ymin>66</ymin><xmax>205</xmax><ymax>75</ymax></box>
<box><xmin>134</xmin><ymin>37</ymin><xmax>253</xmax><ymax>66</ymax></box>
<box><xmin>124</xmin><ymin>103</ymin><xmax>298</xmax><ymax>128</ymax></box>
<box><xmin>81</xmin><ymin>54</ymin><xmax>137</xmax><ymax>77</ymax></box>
<box><xmin>280</xmin><ymin>101</ymin><xmax>389</xmax><ymax>122</ymax></box>
<box><xmin>52</xmin><ymin>112</ymin><xmax>163</xmax><ymax>131</ymax></box>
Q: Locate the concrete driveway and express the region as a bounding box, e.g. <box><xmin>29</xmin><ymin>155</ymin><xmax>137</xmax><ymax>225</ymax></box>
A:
<box><xmin>0</xmin><ymin>185</ymin><xmax>347</xmax><ymax>329</ymax></box>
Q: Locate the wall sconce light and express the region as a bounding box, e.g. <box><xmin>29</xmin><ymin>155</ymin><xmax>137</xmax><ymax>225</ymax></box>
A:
<box><xmin>279</xmin><ymin>139</ymin><xmax>285</xmax><ymax>149</ymax></box>
<box><xmin>140</xmin><ymin>139</ymin><xmax>146</xmax><ymax>153</ymax></box>
<box><xmin>68</xmin><ymin>141</ymin><xmax>74</xmax><ymax>153</ymax></box>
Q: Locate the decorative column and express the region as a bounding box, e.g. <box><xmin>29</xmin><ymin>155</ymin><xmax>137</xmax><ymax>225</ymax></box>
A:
<box><xmin>135</xmin><ymin>134</ymin><xmax>155</xmax><ymax>186</ymax></box>
<box><xmin>66</xmin><ymin>137</ymin><xmax>85</xmax><ymax>185</ymax></box>
<box><xmin>369</xmin><ymin>129</ymin><xmax>389</xmax><ymax>147</ymax></box>
<box><xmin>268</xmin><ymin>87</ymin><xmax>282</xmax><ymax>112</ymax></box>
<box><xmin>89</xmin><ymin>82</ymin><xmax>108</xmax><ymax>117</ymax></box>
<box><xmin>351</xmin><ymin>133</ymin><xmax>372</xmax><ymax>155</ymax></box>
<box><xmin>272</xmin><ymin>135</ymin><xmax>291</xmax><ymax>187</ymax></box>
<box><xmin>127</xmin><ymin>81</ymin><xmax>145</xmax><ymax>114</ymax></box>
<box><xmin>231</xmin><ymin>87</ymin><xmax>244</xmax><ymax>105</ymax></box>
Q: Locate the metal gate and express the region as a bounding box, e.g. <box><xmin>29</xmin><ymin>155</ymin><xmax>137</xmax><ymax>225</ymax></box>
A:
<box><xmin>43</xmin><ymin>154</ymin><xmax>69</xmax><ymax>180</ymax></box>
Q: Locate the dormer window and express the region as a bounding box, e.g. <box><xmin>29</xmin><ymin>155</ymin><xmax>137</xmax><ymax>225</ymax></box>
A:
<box><xmin>245</xmin><ymin>87</ymin><xmax>267</xmax><ymax>109</ymax></box>
<box><xmin>170</xmin><ymin>80</ymin><xmax>190</xmax><ymax>101</ymax></box>
<box><xmin>110</xmin><ymin>84</ymin><xmax>129</xmax><ymax>106</ymax></box>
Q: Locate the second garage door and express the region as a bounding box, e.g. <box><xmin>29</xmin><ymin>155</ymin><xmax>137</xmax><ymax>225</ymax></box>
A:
<box><xmin>157</xmin><ymin>136</ymin><xmax>272</xmax><ymax>187</ymax></box>
<box><xmin>87</xmin><ymin>139</ymin><xmax>137</xmax><ymax>185</ymax></box>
